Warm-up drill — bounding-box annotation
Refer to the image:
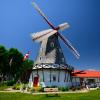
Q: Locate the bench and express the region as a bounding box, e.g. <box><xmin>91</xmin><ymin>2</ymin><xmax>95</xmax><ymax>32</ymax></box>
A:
<box><xmin>44</xmin><ymin>88</ymin><xmax>58</xmax><ymax>92</ymax></box>
<box><xmin>44</xmin><ymin>88</ymin><xmax>59</xmax><ymax>96</ymax></box>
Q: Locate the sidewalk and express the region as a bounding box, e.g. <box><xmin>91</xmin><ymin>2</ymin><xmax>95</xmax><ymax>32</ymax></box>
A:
<box><xmin>0</xmin><ymin>88</ymin><xmax>89</xmax><ymax>94</ymax></box>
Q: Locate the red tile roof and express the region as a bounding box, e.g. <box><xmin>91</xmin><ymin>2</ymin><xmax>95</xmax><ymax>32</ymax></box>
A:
<box><xmin>72</xmin><ymin>70</ymin><xmax>100</xmax><ymax>78</ymax></box>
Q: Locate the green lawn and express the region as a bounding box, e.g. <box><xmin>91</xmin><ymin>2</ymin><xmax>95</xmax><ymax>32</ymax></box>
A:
<box><xmin>0</xmin><ymin>86</ymin><xmax>12</xmax><ymax>91</ymax></box>
<box><xmin>0</xmin><ymin>90</ymin><xmax>100</xmax><ymax>100</ymax></box>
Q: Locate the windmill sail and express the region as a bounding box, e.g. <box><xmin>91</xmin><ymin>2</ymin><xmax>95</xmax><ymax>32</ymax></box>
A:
<box><xmin>32</xmin><ymin>2</ymin><xmax>55</xmax><ymax>29</ymax></box>
<box><xmin>31</xmin><ymin>29</ymin><xmax>57</xmax><ymax>42</ymax></box>
<box><xmin>58</xmin><ymin>33</ymin><xmax>80</xmax><ymax>59</ymax></box>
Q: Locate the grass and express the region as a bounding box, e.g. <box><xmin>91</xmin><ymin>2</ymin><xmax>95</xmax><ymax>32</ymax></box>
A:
<box><xmin>0</xmin><ymin>85</ymin><xmax>12</xmax><ymax>91</ymax></box>
<box><xmin>0</xmin><ymin>90</ymin><xmax>100</xmax><ymax>100</ymax></box>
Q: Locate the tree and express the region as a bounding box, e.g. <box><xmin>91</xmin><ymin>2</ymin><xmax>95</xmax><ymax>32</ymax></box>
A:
<box><xmin>0</xmin><ymin>45</ymin><xmax>8</xmax><ymax>82</ymax></box>
<box><xmin>8</xmin><ymin>48</ymin><xmax>23</xmax><ymax>80</ymax></box>
<box><xmin>20</xmin><ymin>60</ymin><xmax>33</xmax><ymax>83</ymax></box>
<box><xmin>0</xmin><ymin>45</ymin><xmax>34</xmax><ymax>84</ymax></box>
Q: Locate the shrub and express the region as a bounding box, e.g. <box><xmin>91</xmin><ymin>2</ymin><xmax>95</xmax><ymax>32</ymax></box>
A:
<box><xmin>37</xmin><ymin>87</ymin><xmax>43</xmax><ymax>92</ymax></box>
<box><xmin>0</xmin><ymin>83</ymin><xmax>9</xmax><ymax>91</ymax></box>
<box><xmin>0</xmin><ymin>83</ymin><xmax>6</xmax><ymax>87</ymax></box>
<box><xmin>66</xmin><ymin>87</ymin><xmax>69</xmax><ymax>91</ymax></box>
<box><xmin>58</xmin><ymin>87</ymin><xmax>67</xmax><ymax>91</ymax></box>
<box><xmin>33</xmin><ymin>86</ymin><xmax>43</xmax><ymax>92</ymax></box>
<box><xmin>6</xmin><ymin>80</ymin><xmax>15</xmax><ymax>86</ymax></box>
<box><xmin>46</xmin><ymin>86</ymin><xmax>51</xmax><ymax>88</ymax></box>
<box><xmin>70</xmin><ymin>86</ymin><xmax>76</xmax><ymax>91</ymax></box>
<box><xmin>13</xmin><ymin>84</ymin><xmax>21</xmax><ymax>90</ymax></box>
<box><xmin>27</xmin><ymin>88</ymin><xmax>35</xmax><ymax>93</ymax></box>
<box><xmin>76</xmin><ymin>86</ymin><xmax>81</xmax><ymax>90</ymax></box>
<box><xmin>51</xmin><ymin>86</ymin><xmax>57</xmax><ymax>88</ymax></box>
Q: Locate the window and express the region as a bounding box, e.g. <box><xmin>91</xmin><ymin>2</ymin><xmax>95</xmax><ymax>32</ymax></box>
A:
<box><xmin>50</xmin><ymin>42</ymin><xmax>54</xmax><ymax>47</ymax></box>
<box><xmin>53</xmin><ymin>75</ymin><xmax>56</xmax><ymax>82</ymax></box>
<box><xmin>62</xmin><ymin>58</ymin><xmax>64</xmax><ymax>62</ymax></box>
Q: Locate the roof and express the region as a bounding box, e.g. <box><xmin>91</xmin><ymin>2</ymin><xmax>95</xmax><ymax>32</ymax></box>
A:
<box><xmin>72</xmin><ymin>70</ymin><xmax>100</xmax><ymax>78</ymax></box>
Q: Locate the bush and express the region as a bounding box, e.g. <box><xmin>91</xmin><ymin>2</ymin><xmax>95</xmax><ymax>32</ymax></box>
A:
<box><xmin>0</xmin><ymin>83</ymin><xmax>6</xmax><ymax>87</ymax></box>
<box><xmin>70</xmin><ymin>86</ymin><xmax>76</xmax><ymax>91</ymax></box>
<box><xmin>32</xmin><ymin>86</ymin><xmax>43</xmax><ymax>92</ymax></box>
<box><xmin>76</xmin><ymin>86</ymin><xmax>81</xmax><ymax>90</ymax></box>
<box><xmin>51</xmin><ymin>86</ymin><xmax>57</xmax><ymax>88</ymax></box>
<box><xmin>46</xmin><ymin>86</ymin><xmax>51</xmax><ymax>88</ymax></box>
<box><xmin>6</xmin><ymin>80</ymin><xmax>15</xmax><ymax>86</ymax></box>
<box><xmin>37</xmin><ymin>87</ymin><xmax>43</xmax><ymax>92</ymax></box>
<box><xmin>27</xmin><ymin>88</ymin><xmax>35</xmax><ymax>93</ymax></box>
<box><xmin>13</xmin><ymin>84</ymin><xmax>21</xmax><ymax>90</ymax></box>
<box><xmin>46</xmin><ymin>86</ymin><xmax>57</xmax><ymax>88</ymax></box>
<box><xmin>66</xmin><ymin>87</ymin><xmax>69</xmax><ymax>91</ymax></box>
<box><xmin>0</xmin><ymin>83</ymin><xmax>9</xmax><ymax>91</ymax></box>
<box><xmin>58</xmin><ymin>87</ymin><xmax>69</xmax><ymax>91</ymax></box>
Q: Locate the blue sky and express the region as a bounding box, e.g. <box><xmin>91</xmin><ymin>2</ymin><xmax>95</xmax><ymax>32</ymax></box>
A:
<box><xmin>0</xmin><ymin>0</ymin><xmax>100</xmax><ymax>70</ymax></box>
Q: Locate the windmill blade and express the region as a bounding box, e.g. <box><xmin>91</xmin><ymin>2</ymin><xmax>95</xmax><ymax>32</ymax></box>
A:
<box><xmin>32</xmin><ymin>2</ymin><xmax>55</xmax><ymax>29</ymax></box>
<box><xmin>31</xmin><ymin>29</ymin><xmax>57</xmax><ymax>41</ymax></box>
<box><xmin>58</xmin><ymin>32</ymin><xmax>80</xmax><ymax>59</ymax></box>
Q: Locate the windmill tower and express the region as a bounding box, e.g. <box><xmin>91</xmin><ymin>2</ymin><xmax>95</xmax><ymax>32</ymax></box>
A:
<box><xmin>29</xmin><ymin>2</ymin><xmax>80</xmax><ymax>88</ymax></box>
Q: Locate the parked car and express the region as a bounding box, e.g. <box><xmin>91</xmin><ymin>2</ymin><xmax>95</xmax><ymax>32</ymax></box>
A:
<box><xmin>87</xmin><ymin>83</ymin><xmax>97</xmax><ymax>88</ymax></box>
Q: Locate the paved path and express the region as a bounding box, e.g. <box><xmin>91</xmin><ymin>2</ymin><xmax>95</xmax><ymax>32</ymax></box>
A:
<box><xmin>0</xmin><ymin>89</ymin><xmax>89</xmax><ymax>94</ymax></box>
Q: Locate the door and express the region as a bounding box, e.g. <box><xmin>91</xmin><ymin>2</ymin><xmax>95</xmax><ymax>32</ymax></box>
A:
<box><xmin>33</xmin><ymin>74</ymin><xmax>39</xmax><ymax>87</ymax></box>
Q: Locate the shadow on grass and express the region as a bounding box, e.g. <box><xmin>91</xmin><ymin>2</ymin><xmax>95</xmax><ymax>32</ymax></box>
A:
<box><xmin>46</xmin><ymin>93</ymin><xmax>60</xmax><ymax>97</ymax></box>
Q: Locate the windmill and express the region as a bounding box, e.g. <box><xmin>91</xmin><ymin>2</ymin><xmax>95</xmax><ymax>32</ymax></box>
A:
<box><xmin>29</xmin><ymin>2</ymin><xmax>80</xmax><ymax>88</ymax></box>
